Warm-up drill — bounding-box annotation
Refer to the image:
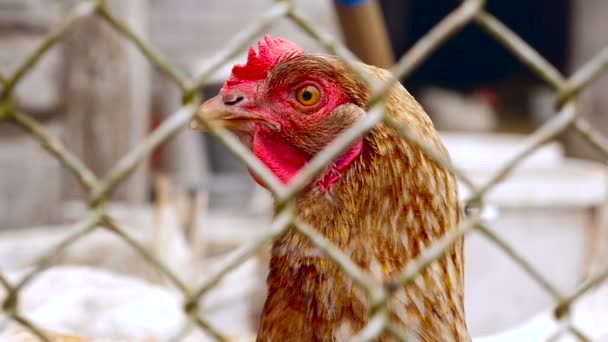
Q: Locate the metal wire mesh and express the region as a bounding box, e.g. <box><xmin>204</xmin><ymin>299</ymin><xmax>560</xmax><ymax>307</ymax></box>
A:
<box><xmin>1</xmin><ymin>0</ymin><xmax>608</xmax><ymax>340</ymax></box>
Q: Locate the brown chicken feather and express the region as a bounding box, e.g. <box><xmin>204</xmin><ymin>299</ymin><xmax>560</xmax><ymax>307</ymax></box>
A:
<box><xmin>194</xmin><ymin>37</ymin><xmax>468</xmax><ymax>341</ymax></box>
<box><xmin>255</xmin><ymin>56</ymin><xmax>467</xmax><ymax>342</ymax></box>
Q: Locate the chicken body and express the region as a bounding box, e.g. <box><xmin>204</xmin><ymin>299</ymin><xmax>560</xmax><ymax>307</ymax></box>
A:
<box><xmin>258</xmin><ymin>69</ymin><xmax>466</xmax><ymax>342</ymax></box>
<box><xmin>194</xmin><ymin>36</ymin><xmax>468</xmax><ymax>341</ymax></box>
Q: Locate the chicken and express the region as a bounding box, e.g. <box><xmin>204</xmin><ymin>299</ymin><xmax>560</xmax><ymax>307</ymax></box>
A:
<box><xmin>192</xmin><ymin>35</ymin><xmax>467</xmax><ymax>341</ymax></box>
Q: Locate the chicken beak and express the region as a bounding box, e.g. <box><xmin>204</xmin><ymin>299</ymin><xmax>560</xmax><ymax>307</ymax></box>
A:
<box><xmin>190</xmin><ymin>95</ymin><xmax>279</xmax><ymax>132</ymax></box>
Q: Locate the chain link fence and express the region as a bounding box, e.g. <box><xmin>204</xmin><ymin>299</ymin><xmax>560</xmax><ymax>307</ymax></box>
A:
<box><xmin>1</xmin><ymin>0</ymin><xmax>608</xmax><ymax>340</ymax></box>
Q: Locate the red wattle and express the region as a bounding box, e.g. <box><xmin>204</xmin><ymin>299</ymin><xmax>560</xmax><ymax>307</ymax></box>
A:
<box><xmin>252</xmin><ymin>130</ymin><xmax>309</xmax><ymax>185</ymax></box>
<box><xmin>318</xmin><ymin>140</ymin><xmax>363</xmax><ymax>191</ymax></box>
<box><xmin>250</xmin><ymin>130</ymin><xmax>363</xmax><ymax>192</ymax></box>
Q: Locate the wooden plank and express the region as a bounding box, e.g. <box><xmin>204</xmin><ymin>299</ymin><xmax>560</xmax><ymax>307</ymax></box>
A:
<box><xmin>0</xmin><ymin>0</ymin><xmax>60</xmax><ymax>31</ymax></box>
<box><xmin>0</xmin><ymin>32</ymin><xmax>63</xmax><ymax>116</ymax></box>
<box><xmin>150</xmin><ymin>0</ymin><xmax>343</xmax><ymax>66</ymax></box>
<box><xmin>0</xmin><ymin>123</ymin><xmax>63</xmax><ymax>229</ymax></box>
<box><xmin>0</xmin><ymin>1</ymin><xmax>65</xmax><ymax>228</ymax></box>
<box><xmin>61</xmin><ymin>0</ymin><xmax>150</xmax><ymax>202</ymax></box>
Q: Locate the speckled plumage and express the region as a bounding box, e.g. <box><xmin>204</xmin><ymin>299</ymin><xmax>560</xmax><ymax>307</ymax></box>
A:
<box><xmin>193</xmin><ymin>35</ymin><xmax>468</xmax><ymax>341</ymax></box>
<box><xmin>256</xmin><ymin>57</ymin><xmax>468</xmax><ymax>341</ymax></box>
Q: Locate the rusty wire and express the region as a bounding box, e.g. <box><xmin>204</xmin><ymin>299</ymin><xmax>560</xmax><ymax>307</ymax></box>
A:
<box><xmin>0</xmin><ymin>0</ymin><xmax>608</xmax><ymax>340</ymax></box>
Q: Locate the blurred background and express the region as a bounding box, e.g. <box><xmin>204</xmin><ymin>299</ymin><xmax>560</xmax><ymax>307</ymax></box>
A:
<box><xmin>0</xmin><ymin>0</ymin><xmax>607</xmax><ymax>340</ymax></box>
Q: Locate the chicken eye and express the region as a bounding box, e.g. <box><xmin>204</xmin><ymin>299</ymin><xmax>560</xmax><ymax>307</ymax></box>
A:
<box><xmin>295</xmin><ymin>85</ymin><xmax>321</xmax><ymax>106</ymax></box>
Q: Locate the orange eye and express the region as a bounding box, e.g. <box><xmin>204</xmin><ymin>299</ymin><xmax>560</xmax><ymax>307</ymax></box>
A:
<box><xmin>295</xmin><ymin>85</ymin><xmax>321</xmax><ymax>106</ymax></box>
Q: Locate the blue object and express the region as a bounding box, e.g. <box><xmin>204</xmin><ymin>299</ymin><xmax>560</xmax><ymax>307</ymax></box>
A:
<box><xmin>335</xmin><ymin>0</ymin><xmax>368</xmax><ymax>6</ymax></box>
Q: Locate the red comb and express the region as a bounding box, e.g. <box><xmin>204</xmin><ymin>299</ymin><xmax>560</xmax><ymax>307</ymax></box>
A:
<box><xmin>226</xmin><ymin>35</ymin><xmax>303</xmax><ymax>86</ymax></box>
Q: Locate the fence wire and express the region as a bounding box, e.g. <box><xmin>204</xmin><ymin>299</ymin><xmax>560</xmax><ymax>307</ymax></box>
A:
<box><xmin>1</xmin><ymin>0</ymin><xmax>608</xmax><ymax>341</ymax></box>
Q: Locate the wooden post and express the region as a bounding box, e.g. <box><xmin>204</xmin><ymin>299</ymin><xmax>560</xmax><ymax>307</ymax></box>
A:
<box><xmin>567</xmin><ymin>0</ymin><xmax>608</xmax><ymax>279</ymax></box>
<box><xmin>62</xmin><ymin>0</ymin><xmax>150</xmax><ymax>202</ymax></box>
<box><xmin>564</xmin><ymin>0</ymin><xmax>608</xmax><ymax>162</ymax></box>
<box><xmin>334</xmin><ymin>0</ymin><xmax>394</xmax><ymax>68</ymax></box>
